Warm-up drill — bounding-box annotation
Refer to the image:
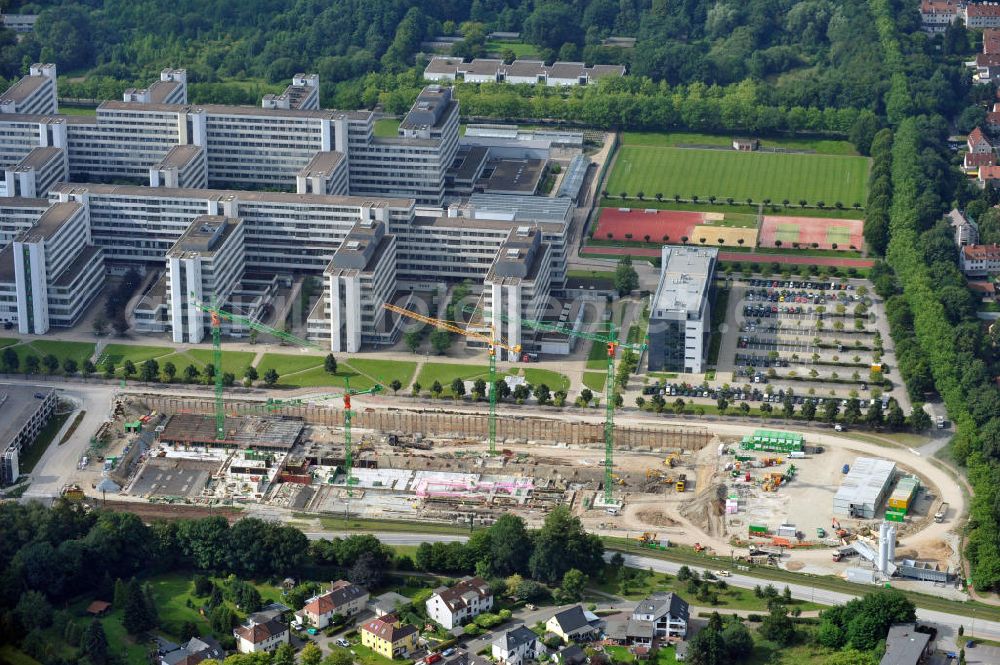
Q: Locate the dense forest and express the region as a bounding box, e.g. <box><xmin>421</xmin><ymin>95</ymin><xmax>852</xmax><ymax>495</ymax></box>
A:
<box><xmin>0</xmin><ymin>0</ymin><xmax>967</xmax><ymax>139</ymax></box>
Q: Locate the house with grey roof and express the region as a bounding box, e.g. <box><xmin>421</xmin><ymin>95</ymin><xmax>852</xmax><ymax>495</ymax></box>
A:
<box><xmin>158</xmin><ymin>636</ymin><xmax>224</xmax><ymax>665</ymax></box>
<box><xmin>631</xmin><ymin>593</ymin><xmax>689</xmax><ymax>639</ymax></box>
<box><xmin>545</xmin><ymin>605</ymin><xmax>599</xmax><ymax>642</ymax></box>
<box><xmin>426</xmin><ymin>576</ymin><xmax>494</xmax><ymax>629</ymax></box>
<box><xmin>879</xmin><ymin>624</ymin><xmax>931</xmax><ymax>665</ymax></box>
<box><xmin>493</xmin><ymin>626</ymin><xmax>541</xmax><ymax>665</ymax></box>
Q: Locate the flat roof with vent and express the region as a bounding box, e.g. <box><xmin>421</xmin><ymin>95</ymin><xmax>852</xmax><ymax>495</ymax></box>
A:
<box><xmin>651</xmin><ymin>245</ymin><xmax>717</xmax><ymax>316</ymax></box>
<box><xmin>167</xmin><ymin>215</ymin><xmax>242</xmax><ymax>258</ymax></box>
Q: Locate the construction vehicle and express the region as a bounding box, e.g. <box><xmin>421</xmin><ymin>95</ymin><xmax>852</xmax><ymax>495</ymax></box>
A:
<box><xmin>385</xmin><ymin>303</ymin><xmax>520</xmax><ymax>456</ymax></box>
<box><xmin>694</xmin><ymin>542</ymin><xmax>705</xmax><ymax>553</ymax></box>
<box><xmin>638</xmin><ymin>532</ymin><xmax>656</xmax><ymax>544</ymax></box>
<box><xmin>469</xmin><ymin>304</ymin><xmax>646</xmax><ymax>504</ymax></box>
<box><xmin>61</xmin><ymin>484</ymin><xmax>85</xmax><ymax>501</ymax></box>
<box><xmin>816</xmin><ymin>527</ymin><xmax>827</xmax><ymax>539</ymax></box>
<box><xmin>664</xmin><ymin>453</ymin><xmax>679</xmax><ymax>468</ymax></box>
<box><xmin>676</xmin><ymin>473</ymin><xmax>687</xmax><ymax>492</ymax></box>
<box><xmin>935</xmin><ymin>502</ymin><xmax>949</xmax><ymax>523</ymax></box>
<box><xmin>612</xmin><ymin>473</ymin><xmax>626</xmax><ymax>486</ymax></box>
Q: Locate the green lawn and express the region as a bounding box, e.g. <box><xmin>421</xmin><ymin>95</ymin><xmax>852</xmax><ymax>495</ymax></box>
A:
<box><xmin>183</xmin><ymin>348</ymin><xmax>256</xmax><ymax>375</ymax></box>
<box><xmin>329</xmin><ymin>642</ymin><xmax>406</xmax><ymax>665</ymax></box>
<box><xmin>17</xmin><ymin>412</ymin><xmax>70</xmax><ymax>474</ymax></box>
<box><xmin>621</xmin><ymin>131</ymin><xmax>859</xmax><ymax>156</ymax></box>
<box><xmin>587</xmin><ymin>339</ymin><xmax>609</xmax><ymax>370</ymax></box>
<box><xmin>28</xmin><ymin>340</ymin><xmax>96</xmax><ymax>365</ymax></box>
<box><xmin>583</xmin><ymin>372</ymin><xmax>606</xmax><ymax>392</ymax></box>
<box><xmin>604</xmin><ymin>644</ymin><xmax>676</xmax><ymax>665</ymax></box>
<box><xmin>414</xmin><ymin>362</ymin><xmax>489</xmax><ymax>394</ymax></box>
<box><xmin>347</xmin><ymin>358</ymin><xmax>418</xmax><ymax>387</ymax></box>
<box><xmin>257</xmin><ymin>352</ymin><xmax>323</xmax><ymax>375</ymax></box>
<box><xmin>517</xmin><ymin>368</ymin><xmax>570</xmax><ymax>392</ymax></box>
<box><xmin>0</xmin><ymin>337</ymin><xmax>18</xmax><ymax>348</ymax></box>
<box><xmin>278</xmin><ymin>365</ymin><xmax>376</xmax><ymax>390</ymax></box>
<box><xmin>566</xmin><ymin>269</ymin><xmax>616</xmax><ymax>280</ymax></box>
<box><xmin>0</xmin><ymin>646</ymin><xmax>42</xmax><ymax>665</ymax></box>
<box><xmin>607</xmin><ymin>146</ymin><xmax>868</xmax><ymax>207</ymax></box>
<box><xmin>98</xmin><ymin>343</ymin><xmax>174</xmax><ymax>367</ymax></box>
<box><xmin>487</xmin><ymin>40</ymin><xmax>541</xmax><ymax>58</ymax></box>
<box><xmin>374</xmin><ymin>118</ymin><xmax>401</xmax><ymax>137</ymax></box>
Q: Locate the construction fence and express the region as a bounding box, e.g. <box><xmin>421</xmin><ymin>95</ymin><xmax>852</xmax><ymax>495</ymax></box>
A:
<box><xmin>137</xmin><ymin>395</ymin><xmax>712</xmax><ymax>451</ymax></box>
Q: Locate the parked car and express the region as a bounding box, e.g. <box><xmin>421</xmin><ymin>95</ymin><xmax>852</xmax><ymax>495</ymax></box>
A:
<box><xmin>337</xmin><ymin>639</ymin><xmax>351</xmax><ymax>648</ymax></box>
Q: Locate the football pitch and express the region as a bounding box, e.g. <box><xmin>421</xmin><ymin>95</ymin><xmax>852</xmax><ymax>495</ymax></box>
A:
<box><xmin>607</xmin><ymin>146</ymin><xmax>869</xmax><ymax>205</ymax></box>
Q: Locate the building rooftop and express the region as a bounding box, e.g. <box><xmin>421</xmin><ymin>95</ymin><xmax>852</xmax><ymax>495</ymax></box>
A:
<box><xmin>154</xmin><ymin>145</ymin><xmax>203</xmax><ymax>170</ymax></box>
<box><xmin>963</xmin><ymin>243</ymin><xmax>1000</xmax><ymax>260</ymax></box>
<box><xmin>0</xmin><ymin>386</ymin><xmax>54</xmax><ymax>454</ymax></box>
<box><xmin>147</xmin><ymin>80</ymin><xmax>183</xmax><ymax>104</ymax></box>
<box><xmin>487</xmin><ymin>226</ymin><xmax>545</xmax><ymax>282</ymax></box>
<box><xmin>879</xmin><ymin>623</ymin><xmax>930</xmax><ymax>665</ymax></box>
<box><xmin>167</xmin><ymin>216</ymin><xmax>242</xmax><ymax>258</ymax></box>
<box><xmin>0</xmin><ymin>196</ymin><xmax>51</xmax><ymax>209</ymax></box>
<box><xmin>479</xmin><ymin>158</ymin><xmax>546</xmax><ymax>194</ymax></box>
<box><xmin>400</xmin><ymin>86</ymin><xmax>456</xmax><ymax>131</ymax></box>
<box><xmin>18</xmin><ymin>201</ymin><xmax>82</xmax><ymax>243</ymax></box>
<box><xmin>495</xmin><ymin>626</ymin><xmax>537</xmax><ymax>651</ymax></box>
<box><xmin>51</xmin><ymin>182</ymin><xmax>414</xmax><ymax>209</ymax></box>
<box><xmin>651</xmin><ymin>246</ymin><xmax>718</xmax><ymax>316</ymax></box>
<box><xmin>13</xmin><ymin>146</ymin><xmax>62</xmax><ymax>171</ymax></box>
<box><xmin>0</xmin><ymin>74</ymin><xmax>49</xmax><ymax>104</ymax></box>
<box><xmin>834</xmin><ymin>457</ymin><xmax>896</xmax><ymax>508</ymax></box>
<box><xmin>467</xmin><ymin>193</ymin><xmax>573</xmax><ymax>222</ymax></box>
<box><xmin>556</xmin><ymin>155</ymin><xmax>590</xmax><ymax>200</ymax></box>
<box><xmin>297</xmin><ymin>151</ymin><xmax>345</xmax><ymax>177</ymax></box>
<box><xmin>97</xmin><ymin>99</ymin><xmax>371</xmax><ymax>121</ymax></box>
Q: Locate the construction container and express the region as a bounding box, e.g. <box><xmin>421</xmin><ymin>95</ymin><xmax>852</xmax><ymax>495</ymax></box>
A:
<box><xmin>888</xmin><ymin>475</ymin><xmax>920</xmax><ymax>511</ymax></box>
<box><xmin>885</xmin><ymin>510</ymin><xmax>905</xmax><ymax>523</ymax></box>
<box><xmin>749</xmin><ymin>524</ymin><xmax>768</xmax><ymax>536</ymax></box>
<box><xmin>739</xmin><ymin>429</ymin><xmax>804</xmax><ymax>454</ymax></box>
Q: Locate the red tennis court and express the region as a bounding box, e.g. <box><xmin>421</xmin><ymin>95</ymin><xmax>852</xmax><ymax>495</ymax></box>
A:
<box><xmin>759</xmin><ymin>216</ymin><xmax>863</xmax><ymax>251</ymax></box>
<box><xmin>595</xmin><ymin>208</ymin><xmax>704</xmax><ymax>242</ymax></box>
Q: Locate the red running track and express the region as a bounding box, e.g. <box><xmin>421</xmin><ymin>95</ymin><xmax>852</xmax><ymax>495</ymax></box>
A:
<box><xmin>581</xmin><ymin>245</ymin><xmax>874</xmax><ymax>268</ymax></box>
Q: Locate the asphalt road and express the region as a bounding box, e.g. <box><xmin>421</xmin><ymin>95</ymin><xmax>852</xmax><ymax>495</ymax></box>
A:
<box><xmin>303</xmin><ymin>530</ymin><xmax>998</xmax><ymax>649</ymax></box>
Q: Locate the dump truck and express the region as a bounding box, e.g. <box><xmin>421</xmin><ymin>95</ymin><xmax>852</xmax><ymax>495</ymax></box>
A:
<box><xmin>676</xmin><ymin>473</ymin><xmax>686</xmax><ymax>492</ymax></box>
<box><xmin>934</xmin><ymin>502</ymin><xmax>949</xmax><ymax>523</ymax></box>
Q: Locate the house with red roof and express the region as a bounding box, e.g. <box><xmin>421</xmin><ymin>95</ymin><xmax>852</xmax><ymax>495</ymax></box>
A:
<box><xmin>961</xmin><ymin>243</ymin><xmax>1000</xmax><ymax>276</ymax></box>
<box><xmin>233</xmin><ymin>616</ymin><xmax>289</xmax><ymax>654</ymax></box>
<box><xmin>970</xmin><ymin>127</ymin><xmax>993</xmax><ymax>154</ymax></box>
<box><xmin>296</xmin><ymin>580</ymin><xmax>369</xmax><ymax>629</ymax></box>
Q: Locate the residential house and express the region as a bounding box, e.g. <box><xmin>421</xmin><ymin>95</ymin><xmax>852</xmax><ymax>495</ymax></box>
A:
<box><xmin>425</xmin><ymin>576</ymin><xmax>494</xmax><ymax>629</ymax></box>
<box><xmin>371</xmin><ymin>591</ymin><xmax>410</xmax><ymax>617</ymax></box>
<box><xmin>948</xmin><ymin>209</ymin><xmax>979</xmax><ymax>246</ymax></box>
<box><xmin>961</xmin><ymin>243</ymin><xmax>1000</xmax><ymax>276</ymax></box>
<box><xmin>159</xmin><ymin>636</ymin><xmax>224</xmax><ymax>665</ymax></box>
<box><xmin>631</xmin><ymin>593</ymin><xmax>689</xmax><ymax>640</ymax></box>
<box><xmin>297</xmin><ymin>580</ymin><xmax>369</xmax><ymax>629</ymax></box>
<box><xmin>624</xmin><ymin>619</ymin><xmax>655</xmax><ymax>648</ymax></box>
<box><xmin>980</xmin><ymin>164</ymin><xmax>1000</xmax><ymax>187</ymax></box>
<box><xmin>879</xmin><ymin>623</ymin><xmax>932</xmax><ymax>665</ymax></box>
<box><xmin>987</xmin><ymin>28</ymin><xmax>1000</xmax><ymax>53</ymax></box>
<box><xmin>233</xmin><ymin>616</ymin><xmax>289</xmax><ymax>654</ymax></box>
<box><xmin>545</xmin><ymin>606</ymin><xmax>599</xmax><ymax>642</ymax></box>
<box><xmin>360</xmin><ymin>614</ymin><xmax>418</xmax><ymax>659</ymax></box>
<box><xmin>965</xmin><ymin>151</ymin><xmax>996</xmax><ymax>172</ymax></box>
<box><xmin>969</xmin><ymin>128</ymin><xmax>992</xmax><ymax>154</ymax></box>
<box><xmin>920</xmin><ymin>0</ymin><xmax>961</xmax><ymax>32</ymax></box>
<box><xmin>492</xmin><ymin>626</ymin><xmax>542</xmax><ymax>665</ymax></box>
<box><xmin>555</xmin><ymin>645</ymin><xmax>588</xmax><ymax>665</ymax></box>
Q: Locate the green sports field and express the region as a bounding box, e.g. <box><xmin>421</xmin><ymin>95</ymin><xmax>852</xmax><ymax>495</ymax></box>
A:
<box><xmin>607</xmin><ymin>146</ymin><xmax>869</xmax><ymax>206</ymax></box>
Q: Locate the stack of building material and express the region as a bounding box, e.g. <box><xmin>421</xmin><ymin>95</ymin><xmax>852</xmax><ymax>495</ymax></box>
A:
<box><xmin>886</xmin><ymin>476</ymin><xmax>919</xmax><ymax>522</ymax></box>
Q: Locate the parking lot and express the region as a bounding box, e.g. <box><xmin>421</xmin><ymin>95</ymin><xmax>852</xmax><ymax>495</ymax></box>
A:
<box><xmin>657</xmin><ymin>276</ymin><xmax>909</xmax><ymax>415</ymax></box>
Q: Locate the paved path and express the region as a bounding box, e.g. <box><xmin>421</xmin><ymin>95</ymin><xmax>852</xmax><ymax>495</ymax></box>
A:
<box><xmin>580</xmin><ymin>245</ymin><xmax>875</xmax><ymax>268</ymax></box>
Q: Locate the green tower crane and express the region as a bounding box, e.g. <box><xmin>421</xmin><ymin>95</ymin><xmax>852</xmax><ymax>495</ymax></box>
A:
<box><xmin>189</xmin><ymin>294</ymin><xmax>322</xmax><ymax>440</ymax></box>
<box><xmin>476</xmin><ymin>306</ymin><xmax>647</xmax><ymax>506</ymax></box>
<box><xmin>383</xmin><ymin>302</ymin><xmax>520</xmax><ymax>455</ymax></box>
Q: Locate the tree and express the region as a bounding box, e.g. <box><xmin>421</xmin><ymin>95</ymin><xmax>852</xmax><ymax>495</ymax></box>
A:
<box><xmin>301</xmin><ymin>643</ymin><xmax>323</xmax><ymax>665</ymax></box>
<box><xmin>430</xmin><ymin>330</ymin><xmax>452</xmax><ymax>355</ymax></box>
<box><xmin>24</xmin><ymin>355</ymin><xmax>39</xmax><ymax>375</ymax></box>
<box><xmin>451</xmin><ymin>377</ymin><xmax>466</xmax><ymax>398</ymax></box>
<box><xmin>404</xmin><ymin>330</ymin><xmax>421</xmax><ymax>353</ymax></box>
<box><xmin>81</xmin><ymin>619</ymin><xmax>109</xmax><ymax>665</ymax></box>
<box><xmin>431</xmin><ymin>380</ymin><xmax>443</xmax><ymax>397</ymax></box>
<box><xmin>823</xmin><ymin>399</ymin><xmax>840</xmax><ymax>423</ymax></box>
<box><xmin>909</xmin><ymin>406</ymin><xmax>932</xmax><ymax>432</ymax></box>
<box><xmin>112</xmin><ymin>316</ymin><xmax>130</xmax><ymax>336</ymax></box>
<box><xmin>82</xmin><ymin>359</ymin><xmax>95</xmax><ymax>377</ymax></box>
<box><xmin>123</xmin><ymin>577</ymin><xmax>155</xmax><ymax>634</ymax></box>
<box><xmin>390</xmin><ymin>379</ymin><xmax>402</xmax><ymax>394</ymax></box>
<box><xmin>92</xmin><ymin>316</ymin><xmax>108</xmax><ymax>336</ymax></box>
<box><xmin>2</xmin><ymin>346</ymin><xmax>18</xmax><ymax>373</ymax></box>
<box><xmin>42</xmin><ymin>354</ymin><xmax>59</xmax><ymax>374</ymax></box>
<box><xmin>62</xmin><ymin>358</ymin><xmax>78</xmax><ymax>376</ymax></box>
<box><xmin>243</xmin><ymin>365</ymin><xmax>258</xmax><ymax>383</ymax></box>
<box><xmin>140</xmin><ymin>359</ymin><xmax>159</xmax><ymax>382</ymax></box>
<box><xmin>183</xmin><ymin>364</ymin><xmax>200</xmax><ymax>382</ymax></box>
<box><xmin>324</xmin><ymin>651</ymin><xmax>355</xmax><ymax>665</ymax></box>
<box><xmin>580</xmin><ymin>388</ymin><xmax>593</xmax><ymax>405</ymax></box>
<box><xmin>758</xmin><ymin>604</ymin><xmax>795</xmax><ymax>645</ymax></box>
<box><xmin>534</xmin><ymin>383</ymin><xmax>551</xmax><ymax>405</ymax></box>
<box><xmin>122</xmin><ymin>360</ymin><xmax>136</xmax><ymax>378</ymax></box>
<box><xmin>488</xmin><ymin>514</ymin><xmax>530</xmax><ymax>577</ymax></box>
<box><xmin>686</xmin><ymin>623</ymin><xmax>725</xmax><ymax>665</ymax></box>
<box><xmin>558</xmin><ymin>568</ymin><xmax>587</xmax><ymax>603</ymax></box>
<box><xmin>234</xmin><ymin>581</ymin><xmax>262</xmax><ymax>612</ymax></box>
<box><xmin>472</xmin><ymin>377</ymin><xmax>487</xmax><ymax>400</ymax></box>
<box><xmin>349</xmin><ymin>550</ymin><xmax>387</xmax><ymax>587</ymax></box>
<box><xmin>801</xmin><ymin>400</ymin><xmax>817</xmax><ymax>420</ymax></box>
<box><xmin>324</xmin><ymin>354</ymin><xmax>338</xmax><ymax>375</ymax></box>
<box><xmin>614</xmin><ymin>255</ymin><xmax>639</xmax><ymax>295</ymax></box>
<box><xmin>263</xmin><ymin>368</ymin><xmax>279</xmax><ymax>386</ymax></box>
<box><xmin>529</xmin><ymin>505</ymin><xmax>604</xmax><ymax>583</ymax></box>
<box><xmin>15</xmin><ymin>590</ymin><xmax>53</xmax><ymax>631</ymax></box>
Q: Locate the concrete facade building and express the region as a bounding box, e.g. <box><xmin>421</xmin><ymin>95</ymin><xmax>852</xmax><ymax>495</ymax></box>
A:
<box><xmin>424</xmin><ymin>57</ymin><xmax>625</xmax><ymax>86</ymax></box>
<box><xmin>0</xmin><ymin>64</ymin><xmax>57</xmax><ymax>115</ymax></box>
<box><xmin>149</xmin><ymin>145</ymin><xmax>208</xmax><ymax>189</ymax></box>
<box><xmin>165</xmin><ymin>216</ymin><xmax>246</xmax><ymax>343</ymax></box>
<box><xmin>647</xmin><ymin>246</ymin><xmax>717</xmax><ymax>373</ymax></box>
<box><xmin>426</xmin><ymin>577</ymin><xmax>494</xmax><ymax>629</ymax></box>
<box><xmin>484</xmin><ymin>226</ymin><xmax>552</xmax><ymax>360</ymax></box>
<box><xmin>0</xmin><ymin>386</ymin><xmax>56</xmax><ymax>486</ymax></box>
<box><xmin>296</xmin><ymin>151</ymin><xmax>348</xmax><ymax>196</ymax></box>
<box><xmin>4</xmin><ymin>146</ymin><xmax>66</xmax><ymax>198</ymax></box>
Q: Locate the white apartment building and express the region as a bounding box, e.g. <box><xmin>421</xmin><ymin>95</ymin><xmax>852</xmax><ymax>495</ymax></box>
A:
<box><xmin>263</xmin><ymin>73</ymin><xmax>320</xmax><ymax>111</ymax></box>
<box><xmin>647</xmin><ymin>246</ymin><xmax>717</xmax><ymax>374</ymax></box>
<box><xmin>631</xmin><ymin>593</ymin><xmax>689</xmax><ymax>640</ymax></box>
<box><xmin>3</xmin><ymin>201</ymin><xmax>104</xmax><ymax>334</ymax></box>
<box><xmin>233</xmin><ymin>617</ymin><xmax>289</xmax><ymax>654</ymax></box>
<box><xmin>0</xmin><ymin>64</ymin><xmax>57</xmax><ymax>115</ymax></box>
<box><xmin>296</xmin><ymin>580</ymin><xmax>370</xmax><ymax>629</ymax></box>
<box><xmin>122</xmin><ymin>68</ymin><xmax>188</xmax><ymax>105</ymax></box>
<box><xmin>425</xmin><ymin>577</ymin><xmax>494</xmax><ymax>629</ymax></box>
<box><xmin>492</xmin><ymin>627</ymin><xmax>541</xmax><ymax>665</ymax></box>
<box><xmin>961</xmin><ymin>243</ymin><xmax>1000</xmax><ymax>276</ymax></box>
<box><xmin>484</xmin><ymin>226</ymin><xmax>553</xmax><ymax>360</ymax></box>
<box><xmin>424</xmin><ymin>57</ymin><xmax>625</xmax><ymax>86</ymax></box>
<box><xmin>0</xmin><ymin>386</ymin><xmax>56</xmax><ymax>486</ymax></box>
<box><xmin>149</xmin><ymin>145</ymin><xmax>207</xmax><ymax>189</ymax></box>
<box><xmin>4</xmin><ymin>146</ymin><xmax>66</xmax><ymax>197</ymax></box>
<box><xmin>315</xmin><ymin>219</ymin><xmax>399</xmax><ymax>353</ymax></box>
<box><xmin>0</xmin><ymin>196</ymin><xmax>48</xmax><ymax>242</ymax></box>
<box><xmin>165</xmin><ymin>216</ymin><xmax>246</xmax><ymax>343</ymax></box>
<box><xmin>296</xmin><ymin>151</ymin><xmax>348</xmax><ymax>196</ymax></box>
<box><xmin>0</xmin><ymin>115</ymin><xmax>69</xmax><ymax>171</ymax></box>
